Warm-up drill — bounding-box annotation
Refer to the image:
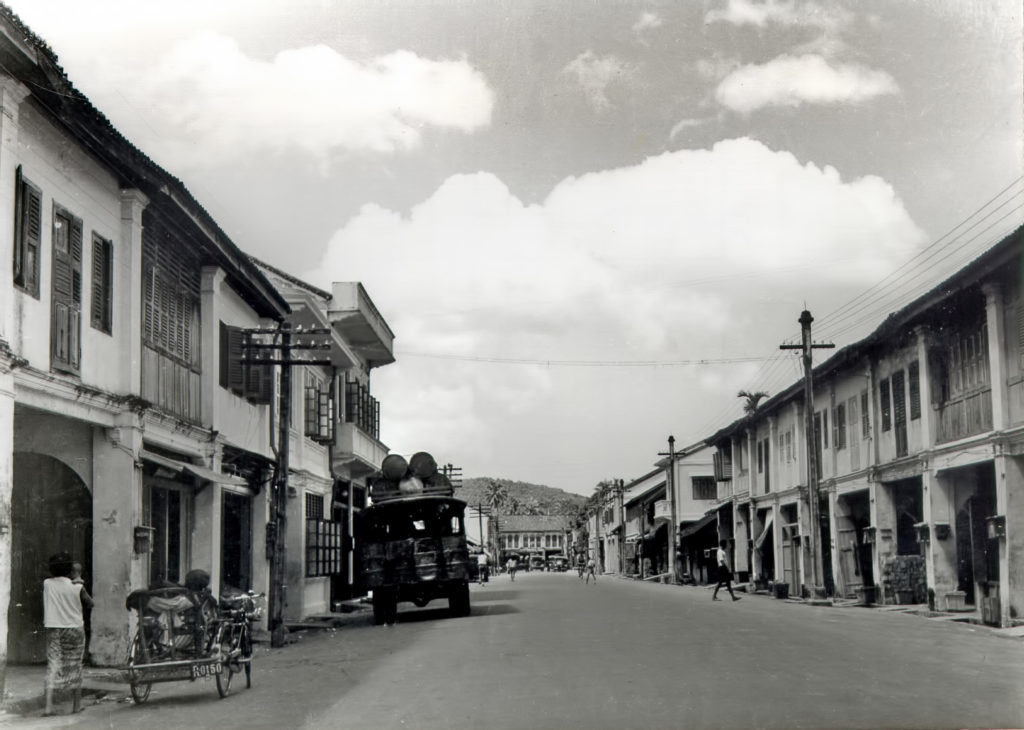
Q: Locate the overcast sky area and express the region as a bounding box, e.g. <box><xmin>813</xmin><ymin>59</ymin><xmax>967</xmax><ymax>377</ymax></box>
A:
<box><xmin>9</xmin><ymin>0</ymin><xmax>1022</xmax><ymax>495</ymax></box>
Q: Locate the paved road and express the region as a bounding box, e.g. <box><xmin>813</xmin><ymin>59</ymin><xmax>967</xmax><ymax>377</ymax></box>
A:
<box><xmin>13</xmin><ymin>572</ymin><xmax>1024</xmax><ymax>729</ymax></box>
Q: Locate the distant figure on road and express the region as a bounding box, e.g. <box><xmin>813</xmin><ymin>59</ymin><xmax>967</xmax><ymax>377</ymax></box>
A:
<box><xmin>577</xmin><ymin>555</ymin><xmax>585</xmax><ymax>580</ymax></box>
<box><xmin>712</xmin><ymin>539</ymin><xmax>740</xmax><ymax>602</ymax></box>
<box><xmin>585</xmin><ymin>557</ymin><xmax>597</xmax><ymax>584</ymax></box>
<box><xmin>507</xmin><ymin>556</ymin><xmax>518</xmax><ymax>582</ymax></box>
<box><xmin>476</xmin><ymin>552</ymin><xmax>489</xmax><ymax>585</ymax></box>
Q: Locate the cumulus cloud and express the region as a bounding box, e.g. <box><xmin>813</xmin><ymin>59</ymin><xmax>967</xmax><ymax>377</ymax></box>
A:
<box><xmin>633</xmin><ymin>12</ymin><xmax>664</xmax><ymax>35</ymax></box>
<box><xmin>563</xmin><ymin>51</ymin><xmax>633</xmax><ymax>112</ymax></box>
<box><xmin>80</xmin><ymin>32</ymin><xmax>494</xmax><ymax>168</ymax></box>
<box><xmin>308</xmin><ymin>138</ymin><xmax>924</xmax><ymax>468</ymax></box>
<box><xmin>705</xmin><ymin>0</ymin><xmax>852</xmax><ymax>32</ymax></box>
<box><xmin>715</xmin><ymin>54</ymin><xmax>899</xmax><ymax>113</ymax></box>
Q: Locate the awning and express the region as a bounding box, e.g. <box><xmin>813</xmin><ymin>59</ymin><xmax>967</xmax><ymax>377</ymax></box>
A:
<box><xmin>754</xmin><ymin>512</ymin><xmax>774</xmax><ymax>549</ymax></box>
<box><xmin>678</xmin><ymin>513</ymin><xmax>716</xmax><ymax>540</ymax></box>
<box><xmin>141</xmin><ymin>450</ymin><xmax>250</xmax><ymax>488</ymax></box>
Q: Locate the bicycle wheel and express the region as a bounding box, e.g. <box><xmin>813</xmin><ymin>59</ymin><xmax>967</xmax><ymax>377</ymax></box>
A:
<box><xmin>215</xmin><ymin>657</ymin><xmax>233</xmax><ymax>698</ymax></box>
<box><xmin>127</xmin><ymin>636</ymin><xmax>152</xmax><ymax>704</ymax></box>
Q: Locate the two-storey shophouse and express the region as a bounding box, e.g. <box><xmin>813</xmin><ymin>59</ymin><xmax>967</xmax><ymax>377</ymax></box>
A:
<box><xmin>622</xmin><ymin>470</ymin><xmax>667</xmax><ymax>579</ymax></box>
<box><xmin>0</xmin><ymin>6</ymin><xmax>293</xmax><ymax>678</ymax></box>
<box><xmin>668</xmin><ymin>442</ymin><xmax>719</xmax><ymax>584</ymax></box>
<box><xmin>709</xmin><ymin>226</ymin><xmax>1024</xmax><ymax>624</ymax></box>
<box><xmin>254</xmin><ymin>262</ymin><xmax>393</xmax><ymax>619</ymax></box>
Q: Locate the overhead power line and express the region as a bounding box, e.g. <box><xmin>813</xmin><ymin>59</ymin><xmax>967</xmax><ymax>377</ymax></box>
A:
<box><xmin>395</xmin><ymin>351</ymin><xmax>769</xmax><ymax>367</ymax></box>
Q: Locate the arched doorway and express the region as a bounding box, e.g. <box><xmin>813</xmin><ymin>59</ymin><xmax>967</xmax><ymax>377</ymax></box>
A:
<box><xmin>9</xmin><ymin>452</ymin><xmax>92</xmax><ymax>664</ymax></box>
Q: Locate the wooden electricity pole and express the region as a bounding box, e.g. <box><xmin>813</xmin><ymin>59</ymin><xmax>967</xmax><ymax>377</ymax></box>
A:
<box><xmin>243</xmin><ymin>323</ymin><xmax>332</xmax><ymax>647</ymax></box>
<box><xmin>658</xmin><ymin>435</ymin><xmax>677</xmax><ymax>584</ymax></box>
<box><xmin>780</xmin><ymin>310</ymin><xmax>833</xmax><ymax>597</ymax></box>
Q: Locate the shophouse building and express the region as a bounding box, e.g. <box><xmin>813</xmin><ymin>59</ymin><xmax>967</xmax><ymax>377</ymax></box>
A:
<box><xmin>0</xmin><ymin>6</ymin><xmax>293</xmax><ymax>678</ymax></box>
<box><xmin>497</xmin><ymin>515</ymin><xmax>569</xmax><ymax>566</ymax></box>
<box><xmin>254</xmin><ymin>262</ymin><xmax>393</xmax><ymax>619</ymax></box>
<box><xmin>622</xmin><ymin>470</ymin><xmax>667</xmax><ymax>578</ymax></box>
<box><xmin>0</xmin><ymin>6</ymin><xmax>398</xmax><ymax>690</ymax></box>
<box><xmin>709</xmin><ymin>226</ymin><xmax>1024</xmax><ymax>625</ymax></box>
<box><xmin>668</xmin><ymin>443</ymin><xmax>718</xmax><ymax>584</ymax></box>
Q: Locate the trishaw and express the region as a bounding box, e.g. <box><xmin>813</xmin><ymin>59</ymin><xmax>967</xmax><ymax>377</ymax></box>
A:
<box><xmin>122</xmin><ymin>570</ymin><xmax>260</xmax><ymax>703</ymax></box>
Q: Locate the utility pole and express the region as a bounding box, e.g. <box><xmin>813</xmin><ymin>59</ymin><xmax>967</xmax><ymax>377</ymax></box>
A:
<box><xmin>616</xmin><ymin>479</ymin><xmax>625</xmax><ymax>575</ymax></box>
<box><xmin>657</xmin><ymin>435</ymin><xmax>677</xmax><ymax>584</ymax></box>
<box><xmin>243</xmin><ymin>323</ymin><xmax>332</xmax><ymax>647</ymax></box>
<box><xmin>780</xmin><ymin>310</ymin><xmax>834</xmax><ymax>598</ymax></box>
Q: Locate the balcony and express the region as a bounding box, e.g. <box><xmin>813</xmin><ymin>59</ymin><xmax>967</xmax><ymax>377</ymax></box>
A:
<box><xmin>328</xmin><ymin>283</ymin><xmax>395</xmax><ymax>368</ymax></box>
<box><xmin>653</xmin><ymin>499</ymin><xmax>672</xmax><ymax>524</ymax></box>
<box><xmin>334</xmin><ymin>422</ymin><xmax>388</xmax><ymax>478</ymax></box>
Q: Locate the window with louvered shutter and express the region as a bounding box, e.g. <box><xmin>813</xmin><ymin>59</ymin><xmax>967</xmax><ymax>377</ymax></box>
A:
<box><xmin>879</xmin><ymin>378</ymin><xmax>891</xmax><ymax>431</ymax></box>
<box><xmin>13</xmin><ymin>167</ymin><xmax>42</xmax><ymax>298</ymax></box>
<box><xmin>861</xmin><ymin>390</ymin><xmax>870</xmax><ymax>438</ymax></box>
<box><xmin>51</xmin><ymin>205</ymin><xmax>82</xmax><ymax>374</ymax></box>
<box><xmin>835</xmin><ymin>403</ymin><xmax>846</xmax><ymax>450</ymax></box>
<box><xmin>908</xmin><ymin>360</ymin><xmax>921</xmax><ymax>420</ymax></box>
<box><xmin>141</xmin><ymin>218</ymin><xmax>201</xmax><ymax>370</ymax></box>
<box><xmin>91</xmin><ymin>234</ymin><xmax>113</xmax><ymax>334</ymax></box>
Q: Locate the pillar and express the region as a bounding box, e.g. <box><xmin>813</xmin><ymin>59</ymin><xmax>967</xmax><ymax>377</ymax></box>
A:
<box><xmin>90</xmin><ymin>419</ymin><xmax>146</xmax><ymax>666</ymax></box>
<box><xmin>1002</xmin><ymin>453</ymin><xmax>1024</xmax><ymax>626</ymax></box>
<box><xmin>982</xmin><ymin>283</ymin><xmax>1008</xmax><ymax>432</ymax></box>
<box><xmin>0</xmin><ymin>365</ymin><xmax>15</xmax><ymax>693</ymax></box>
<box><xmin>119</xmin><ymin>190</ymin><xmax>148</xmax><ymax>396</ymax></box>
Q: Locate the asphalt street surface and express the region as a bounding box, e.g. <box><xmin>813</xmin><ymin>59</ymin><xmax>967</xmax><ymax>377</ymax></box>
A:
<box><xmin>12</xmin><ymin>572</ymin><xmax>1024</xmax><ymax>729</ymax></box>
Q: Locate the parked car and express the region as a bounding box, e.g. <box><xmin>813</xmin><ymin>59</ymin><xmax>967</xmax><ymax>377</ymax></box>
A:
<box><xmin>529</xmin><ymin>555</ymin><xmax>546</xmax><ymax>572</ymax></box>
<box><xmin>547</xmin><ymin>556</ymin><xmax>569</xmax><ymax>572</ymax></box>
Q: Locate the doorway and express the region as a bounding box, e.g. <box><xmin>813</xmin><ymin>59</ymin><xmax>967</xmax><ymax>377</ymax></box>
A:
<box><xmin>10</xmin><ymin>453</ymin><xmax>92</xmax><ymax>664</ymax></box>
<box><xmin>221</xmin><ymin>491</ymin><xmax>252</xmax><ymax>592</ymax></box>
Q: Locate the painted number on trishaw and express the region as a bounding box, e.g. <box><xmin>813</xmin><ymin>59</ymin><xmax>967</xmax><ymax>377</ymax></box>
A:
<box><xmin>191</xmin><ymin>662</ymin><xmax>223</xmax><ymax>679</ymax></box>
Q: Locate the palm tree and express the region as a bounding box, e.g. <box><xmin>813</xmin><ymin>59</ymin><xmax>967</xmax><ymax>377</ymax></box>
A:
<box><xmin>483</xmin><ymin>480</ymin><xmax>509</xmax><ymax>512</ymax></box>
<box><xmin>738</xmin><ymin>389</ymin><xmax>770</xmax><ymax>415</ymax></box>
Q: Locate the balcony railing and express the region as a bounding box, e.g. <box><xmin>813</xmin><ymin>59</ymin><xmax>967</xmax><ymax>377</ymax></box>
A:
<box><xmin>936</xmin><ymin>388</ymin><xmax>992</xmax><ymax>444</ymax></box>
<box><xmin>653</xmin><ymin>500</ymin><xmax>672</xmax><ymax>523</ymax></box>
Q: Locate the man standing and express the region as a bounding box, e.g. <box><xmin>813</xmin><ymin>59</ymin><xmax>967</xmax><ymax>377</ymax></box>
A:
<box><xmin>585</xmin><ymin>556</ymin><xmax>597</xmax><ymax>584</ymax></box>
<box><xmin>506</xmin><ymin>555</ymin><xmax>518</xmax><ymax>582</ymax></box>
<box><xmin>712</xmin><ymin>539</ymin><xmax>741</xmax><ymax>601</ymax></box>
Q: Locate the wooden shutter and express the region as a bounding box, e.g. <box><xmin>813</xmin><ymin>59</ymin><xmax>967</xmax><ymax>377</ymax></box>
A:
<box><xmin>219</xmin><ymin>323</ymin><xmax>246</xmax><ymax>393</ymax></box>
<box><xmin>51</xmin><ymin>207</ymin><xmax>82</xmax><ymax>373</ymax></box>
<box><xmin>13</xmin><ymin>167</ymin><xmax>42</xmax><ymax>296</ymax></box>
<box><xmin>91</xmin><ymin>235</ymin><xmax>112</xmax><ymax>333</ymax></box>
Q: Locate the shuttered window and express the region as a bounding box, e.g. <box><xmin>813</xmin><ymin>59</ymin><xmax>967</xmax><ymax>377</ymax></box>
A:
<box><xmin>304</xmin><ymin>370</ymin><xmax>335</xmax><ymax>443</ymax></box>
<box><xmin>835</xmin><ymin>403</ymin><xmax>846</xmax><ymax>450</ymax></box>
<box><xmin>860</xmin><ymin>390</ymin><xmax>870</xmax><ymax>438</ymax></box>
<box><xmin>219</xmin><ymin>321</ymin><xmax>273</xmax><ymax>404</ymax></box>
<box><xmin>908</xmin><ymin>360</ymin><xmax>921</xmax><ymax>420</ymax></box>
<box><xmin>879</xmin><ymin>378</ymin><xmax>892</xmax><ymax>432</ymax></box>
<box><xmin>90</xmin><ymin>234</ymin><xmax>113</xmax><ymax>334</ymax></box>
<box><xmin>142</xmin><ymin>220</ymin><xmax>201</xmax><ymax>370</ymax></box>
<box><xmin>12</xmin><ymin>165</ymin><xmax>41</xmax><ymax>297</ymax></box>
<box><xmin>51</xmin><ymin>204</ymin><xmax>83</xmax><ymax>374</ymax></box>
<box><xmin>892</xmin><ymin>369</ymin><xmax>908</xmax><ymax>457</ymax></box>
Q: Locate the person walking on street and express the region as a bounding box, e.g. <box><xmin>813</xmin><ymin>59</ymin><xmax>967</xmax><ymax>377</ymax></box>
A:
<box><xmin>476</xmin><ymin>551</ymin><xmax>490</xmax><ymax>585</ymax></box>
<box><xmin>507</xmin><ymin>556</ymin><xmax>518</xmax><ymax>582</ymax></box>
<box><xmin>713</xmin><ymin>539</ymin><xmax>740</xmax><ymax>601</ymax></box>
<box><xmin>43</xmin><ymin>552</ymin><xmax>93</xmax><ymax>716</ymax></box>
<box><xmin>585</xmin><ymin>556</ymin><xmax>597</xmax><ymax>584</ymax></box>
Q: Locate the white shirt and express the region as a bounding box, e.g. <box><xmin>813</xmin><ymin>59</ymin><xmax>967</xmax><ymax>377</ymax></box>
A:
<box><xmin>43</xmin><ymin>576</ymin><xmax>84</xmax><ymax>629</ymax></box>
<box><xmin>477</xmin><ymin>554</ymin><xmax>488</xmax><ymax>566</ymax></box>
<box><xmin>717</xmin><ymin>548</ymin><xmax>727</xmax><ymax>567</ymax></box>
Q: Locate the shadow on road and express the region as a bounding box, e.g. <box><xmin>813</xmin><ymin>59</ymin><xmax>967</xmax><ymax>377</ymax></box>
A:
<box><xmin>471</xmin><ymin>590</ymin><xmax>521</xmax><ymax>601</ymax></box>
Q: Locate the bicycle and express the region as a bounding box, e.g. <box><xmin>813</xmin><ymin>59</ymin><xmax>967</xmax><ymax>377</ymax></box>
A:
<box><xmin>213</xmin><ymin>589</ymin><xmax>263</xmax><ymax>698</ymax></box>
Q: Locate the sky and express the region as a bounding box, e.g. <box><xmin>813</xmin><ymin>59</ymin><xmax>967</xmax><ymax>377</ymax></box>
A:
<box><xmin>8</xmin><ymin>0</ymin><xmax>1022</xmax><ymax>496</ymax></box>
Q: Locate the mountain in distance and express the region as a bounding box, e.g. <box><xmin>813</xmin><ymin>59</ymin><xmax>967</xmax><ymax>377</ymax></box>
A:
<box><xmin>458</xmin><ymin>477</ymin><xmax>587</xmax><ymax>516</ymax></box>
